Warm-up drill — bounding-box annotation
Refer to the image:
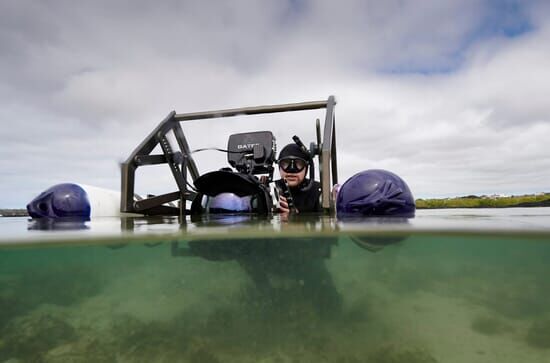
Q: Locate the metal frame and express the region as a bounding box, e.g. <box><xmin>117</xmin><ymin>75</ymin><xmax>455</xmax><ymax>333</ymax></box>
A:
<box><xmin>121</xmin><ymin>95</ymin><xmax>338</xmax><ymax>215</ymax></box>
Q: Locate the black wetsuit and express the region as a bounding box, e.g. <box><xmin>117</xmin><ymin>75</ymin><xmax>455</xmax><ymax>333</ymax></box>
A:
<box><xmin>252</xmin><ymin>178</ymin><xmax>340</xmax><ymax>317</ymax></box>
<box><xmin>190</xmin><ymin>178</ymin><xmax>341</xmax><ymax>317</ymax></box>
<box><xmin>275</xmin><ymin>179</ymin><xmax>322</xmax><ymax>213</ymax></box>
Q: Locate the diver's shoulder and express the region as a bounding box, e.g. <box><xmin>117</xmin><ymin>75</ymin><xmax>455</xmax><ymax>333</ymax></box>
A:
<box><xmin>311</xmin><ymin>180</ymin><xmax>322</xmax><ymax>195</ymax></box>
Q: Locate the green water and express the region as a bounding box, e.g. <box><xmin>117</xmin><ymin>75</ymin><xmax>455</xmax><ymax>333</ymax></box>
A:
<box><xmin>1</xmin><ymin>227</ymin><xmax>550</xmax><ymax>362</ymax></box>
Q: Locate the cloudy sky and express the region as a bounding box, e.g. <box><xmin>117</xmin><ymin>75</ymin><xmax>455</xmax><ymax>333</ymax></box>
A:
<box><xmin>1</xmin><ymin>0</ymin><xmax>549</xmax><ymax>208</ymax></box>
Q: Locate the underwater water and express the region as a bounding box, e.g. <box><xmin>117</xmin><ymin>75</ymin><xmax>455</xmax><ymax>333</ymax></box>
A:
<box><xmin>1</xmin><ymin>210</ymin><xmax>550</xmax><ymax>363</ymax></box>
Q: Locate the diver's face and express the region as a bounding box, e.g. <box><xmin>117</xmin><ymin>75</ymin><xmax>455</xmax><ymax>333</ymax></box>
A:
<box><xmin>280</xmin><ymin>167</ymin><xmax>306</xmax><ymax>187</ymax></box>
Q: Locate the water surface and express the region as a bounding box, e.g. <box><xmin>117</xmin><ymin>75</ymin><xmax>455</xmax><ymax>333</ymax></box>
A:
<box><xmin>1</xmin><ymin>209</ymin><xmax>549</xmax><ymax>362</ymax></box>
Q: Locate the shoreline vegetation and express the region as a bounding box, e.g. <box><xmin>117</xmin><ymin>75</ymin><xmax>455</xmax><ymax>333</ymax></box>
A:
<box><xmin>416</xmin><ymin>193</ymin><xmax>550</xmax><ymax>209</ymax></box>
<box><xmin>0</xmin><ymin>209</ymin><xmax>28</xmax><ymax>217</ymax></box>
<box><xmin>1</xmin><ymin>193</ymin><xmax>550</xmax><ymax>216</ymax></box>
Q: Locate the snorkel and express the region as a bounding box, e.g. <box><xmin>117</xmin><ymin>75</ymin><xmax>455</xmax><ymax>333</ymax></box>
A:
<box><xmin>291</xmin><ymin>135</ymin><xmax>316</xmax><ymax>192</ymax></box>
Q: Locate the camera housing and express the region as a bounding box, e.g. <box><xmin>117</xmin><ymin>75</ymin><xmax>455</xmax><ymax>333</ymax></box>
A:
<box><xmin>227</xmin><ymin>131</ymin><xmax>276</xmax><ymax>178</ymax></box>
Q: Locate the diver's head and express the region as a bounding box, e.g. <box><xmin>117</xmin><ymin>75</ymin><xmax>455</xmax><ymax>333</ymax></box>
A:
<box><xmin>278</xmin><ymin>143</ymin><xmax>309</xmax><ymax>187</ymax></box>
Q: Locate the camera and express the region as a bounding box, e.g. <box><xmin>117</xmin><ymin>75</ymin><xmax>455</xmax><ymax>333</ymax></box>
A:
<box><xmin>227</xmin><ymin>131</ymin><xmax>276</xmax><ymax>178</ymax></box>
<box><xmin>190</xmin><ymin>131</ymin><xmax>277</xmax><ymax>216</ymax></box>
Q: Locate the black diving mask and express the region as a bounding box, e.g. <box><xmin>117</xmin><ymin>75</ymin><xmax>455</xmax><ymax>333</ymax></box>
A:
<box><xmin>279</xmin><ymin>157</ymin><xmax>307</xmax><ymax>173</ymax></box>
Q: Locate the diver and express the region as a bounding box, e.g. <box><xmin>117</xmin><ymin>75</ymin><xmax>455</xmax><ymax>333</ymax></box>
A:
<box><xmin>183</xmin><ymin>135</ymin><xmax>343</xmax><ymax>318</ymax></box>
<box><xmin>235</xmin><ymin>139</ymin><xmax>342</xmax><ymax>317</ymax></box>
<box><xmin>275</xmin><ymin>142</ymin><xmax>322</xmax><ymax>215</ymax></box>
<box><xmin>184</xmin><ymin>189</ymin><xmax>342</xmax><ymax>318</ymax></box>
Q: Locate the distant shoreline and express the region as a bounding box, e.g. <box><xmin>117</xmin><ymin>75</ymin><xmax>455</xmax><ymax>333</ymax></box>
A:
<box><xmin>0</xmin><ymin>209</ymin><xmax>28</xmax><ymax>217</ymax></box>
<box><xmin>2</xmin><ymin>198</ymin><xmax>550</xmax><ymax>217</ymax></box>
<box><xmin>416</xmin><ymin>202</ymin><xmax>550</xmax><ymax>209</ymax></box>
<box><xmin>416</xmin><ymin>194</ymin><xmax>550</xmax><ymax>209</ymax></box>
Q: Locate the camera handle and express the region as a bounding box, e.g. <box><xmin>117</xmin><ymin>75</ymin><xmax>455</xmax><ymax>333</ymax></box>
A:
<box><xmin>272</xmin><ymin>179</ymin><xmax>297</xmax><ymax>213</ymax></box>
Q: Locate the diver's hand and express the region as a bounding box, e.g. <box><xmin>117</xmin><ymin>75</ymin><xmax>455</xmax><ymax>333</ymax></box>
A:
<box><xmin>279</xmin><ymin>195</ymin><xmax>290</xmax><ymax>214</ymax></box>
<box><xmin>278</xmin><ymin>195</ymin><xmax>299</xmax><ymax>214</ymax></box>
<box><xmin>278</xmin><ymin>195</ymin><xmax>290</xmax><ymax>222</ymax></box>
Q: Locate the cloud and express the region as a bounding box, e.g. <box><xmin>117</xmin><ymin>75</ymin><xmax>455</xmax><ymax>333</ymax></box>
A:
<box><xmin>1</xmin><ymin>0</ymin><xmax>549</xmax><ymax>207</ymax></box>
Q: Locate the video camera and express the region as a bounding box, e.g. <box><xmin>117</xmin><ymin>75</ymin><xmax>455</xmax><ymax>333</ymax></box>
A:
<box><xmin>227</xmin><ymin>131</ymin><xmax>276</xmax><ymax>180</ymax></box>
<box><xmin>190</xmin><ymin>131</ymin><xmax>277</xmax><ymax>216</ymax></box>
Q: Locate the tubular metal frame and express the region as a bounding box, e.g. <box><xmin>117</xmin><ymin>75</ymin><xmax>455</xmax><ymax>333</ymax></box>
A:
<box><xmin>120</xmin><ymin>96</ymin><xmax>338</xmax><ymax>215</ymax></box>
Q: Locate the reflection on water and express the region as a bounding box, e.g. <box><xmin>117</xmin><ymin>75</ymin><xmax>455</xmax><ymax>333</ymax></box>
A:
<box><xmin>179</xmin><ymin>237</ymin><xmax>342</xmax><ymax>318</ymax></box>
<box><xmin>1</xmin><ymin>227</ymin><xmax>550</xmax><ymax>362</ymax></box>
<box><xmin>27</xmin><ymin>217</ymin><xmax>90</xmax><ymax>231</ymax></box>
